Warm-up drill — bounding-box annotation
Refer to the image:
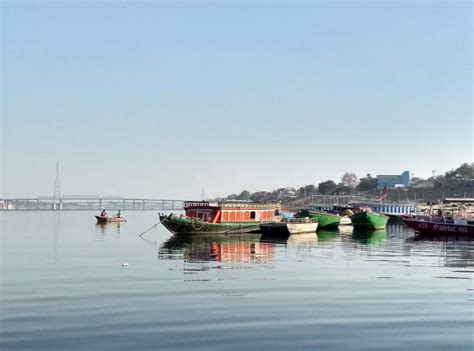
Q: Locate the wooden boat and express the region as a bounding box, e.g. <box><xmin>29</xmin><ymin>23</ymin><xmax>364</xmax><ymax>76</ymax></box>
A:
<box><xmin>350</xmin><ymin>211</ymin><xmax>389</xmax><ymax>230</ymax></box>
<box><xmin>159</xmin><ymin>201</ymin><xmax>281</xmax><ymax>235</ymax></box>
<box><xmin>95</xmin><ymin>216</ymin><xmax>125</xmax><ymax>223</ymax></box>
<box><xmin>402</xmin><ymin>217</ymin><xmax>474</xmax><ymax>236</ymax></box>
<box><xmin>260</xmin><ymin>218</ymin><xmax>318</xmax><ymax>235</ymax></box>
<box><xmin>339</xmin><ymin>216</ymin><xmax>352</xmax><ymax>226</ymax></box>
<box><xmin>305</xmin><ymin>210</ymin><xmax>340</xmax><ymax>229</ymax></box>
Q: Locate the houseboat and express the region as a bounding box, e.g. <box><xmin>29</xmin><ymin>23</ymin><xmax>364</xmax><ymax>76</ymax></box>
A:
<box><xmin>159</xmin><ymin>201</ymin><xmax>281</xmax><ymax>235</ymax></box>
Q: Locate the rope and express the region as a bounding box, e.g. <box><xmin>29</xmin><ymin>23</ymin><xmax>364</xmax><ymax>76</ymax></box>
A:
<box><xmin>138</xmin><ymin>221</ymin><xmax>160</xmax><ymax>237</ymax></box>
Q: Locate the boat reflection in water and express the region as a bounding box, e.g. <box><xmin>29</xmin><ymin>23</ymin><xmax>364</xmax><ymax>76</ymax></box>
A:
<box><xmin>352</xmin><ymin>228</ymin><xmax>388</xmax><ymax>245</ymax></box>
<box><xmin>409</xmin><ymin>233</ymin><xmax>474</xmax><ymax>268</ymax></box>
<box><xmin>159</xmin><ymin>234</ymin><xmax>274</xmax><ymax>263</ymax></box>
<box><xmin>316</xmin><ymin>230</ymin><xmax>341</xmax><ymax>243</ymax></box>
<box><xmin>286</xmin><ymin>233</ymin><xmax>318</xmax><ymax>248</ymax></box>
<box><xmin>337</xmin><ymin>225</ymin><xmax>354</xmax><ymax>236</ymax></box>
<box><xmin>95</xmin><ymin>222</ymin><xmax>123</xmax><ymax>237</ymax></box>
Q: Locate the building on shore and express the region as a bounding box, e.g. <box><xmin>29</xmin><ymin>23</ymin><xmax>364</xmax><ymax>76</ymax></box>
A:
<box><xmin>377</xmin><ymin>171</ymin><xmax>410</xmax><ymax>189</ymax></box>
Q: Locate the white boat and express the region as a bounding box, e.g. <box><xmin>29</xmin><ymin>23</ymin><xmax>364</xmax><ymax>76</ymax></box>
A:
<box><xmin>287</xmin><ymin>220</ymin><xmax>319</xmax><ymax>234</ymax></box>
<box><xmin>339</xmin><ymin>216</ymin><xmax>352</xmax><ymax>226</ymax></box>
<box><xmin>260</xmin><ymin>218</ymin><xmax>318</xmax><ymax>235</ymax></box>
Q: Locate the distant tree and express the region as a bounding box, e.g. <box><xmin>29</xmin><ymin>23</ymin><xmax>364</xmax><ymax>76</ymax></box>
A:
<box><xmin>298</xmin><ymin>184</ymin><xmax>317</xmax><ymax>197</ymax></box>
<box><xmin>445</xmin><ymin>163</ymin><xmax>474</xmax><ymax>180</ymax></box>
<box><xmin>356</xmin><ymin>177</ymin><xmax>377</xmax><ymax>191</ymax></box>
<box><xmin>341</xmin><ymin>172</ymin><xmax>359</xmax><ymax>188</ymax></box>
<box><xmin>318</xmin><ymin>180</ymin><xmax>337</xmax><ymax>194</ymax></box>
<box><xmin>250</xmin><ymin>191</ymin><xmax>271</xmax><ymax>202</ymax></box>
<box><xmin>227</xmin><ymin>193</ymin><xmax>238</xmax><ymax>200</ymax></box>
<box><xmin>334</xmin><ymin>185</ymin><xmax>354</xmax><ymax>195</ymax></box>
<box><xmin>236</xmin><ymin>190</ymin><xmax>251</xmax><ymax>201</ymax></box>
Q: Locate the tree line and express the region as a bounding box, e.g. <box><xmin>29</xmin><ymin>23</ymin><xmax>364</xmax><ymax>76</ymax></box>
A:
<box><xmin>219</xmin><ymin>163</ymin><xmax>473</xmax><ymax>202</ymax></box>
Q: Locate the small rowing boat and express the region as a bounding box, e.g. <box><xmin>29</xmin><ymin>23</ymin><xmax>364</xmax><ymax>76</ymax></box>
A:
<box><xmin>95</xmin><ymin>216</ymin><xmax>126</xmax><ymax>223</ymax></box>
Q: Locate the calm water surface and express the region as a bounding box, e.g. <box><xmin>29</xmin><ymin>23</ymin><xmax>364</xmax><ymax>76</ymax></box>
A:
<box><xmin>1</xmin><ymin>211</ymin><xmax>473</xmax><ymax>350</ymax></box>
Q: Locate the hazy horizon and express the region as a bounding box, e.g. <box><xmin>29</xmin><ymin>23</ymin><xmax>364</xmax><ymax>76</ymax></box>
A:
<box><xmin>2</xmin><ymin>1</ymin><xmax>472</xmax><ymax>199</ymax></box>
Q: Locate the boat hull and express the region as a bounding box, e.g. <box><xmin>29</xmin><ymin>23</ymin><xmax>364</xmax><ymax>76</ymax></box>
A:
<box><xmin>287</xmin><ymin>222</ymin><xmax>318</xmax><ymax>234</ymax></box>
<box><xmin>339</xmin><ymin>216</ymin><xmax>352</xmax><ymax>226</ymax></box>
<box><xmin>95</xmin><ymin>216</ymin><xmax>125</xmax><ymax>223</ymax></box>
<box><xmin>350</xmin><ymin>211</ymin><xmax>388</xmax><ymax>230</ymax></box>
<box><xmin>307</xmin><ymin>211</ymin><xmax>340</xmax><ymax>229</ymax></box>
<box><xmin>160</xmin><ymin>214</ymin><xmax>261</xmax><ymax>235</ymax></box>
<box><xmin>260</xmin><ymin>222</ymin><xmax>318</xmax><ymax>235</ymax></box>
<box><xmin>259</xmin><ymin>222</ymin><xmax>289</xmax><ymax>236</ymax></box>
<box><xmin>403</xmin><ymin>218</ymin><xmax>474</xmax><ymax>236</ymax></box>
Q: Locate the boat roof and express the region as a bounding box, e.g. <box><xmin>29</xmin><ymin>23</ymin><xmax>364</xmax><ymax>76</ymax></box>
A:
<box><xmin>184</xmin><ymin>200</ymin><xmax>280</xmax><ymax>209</ymax></box>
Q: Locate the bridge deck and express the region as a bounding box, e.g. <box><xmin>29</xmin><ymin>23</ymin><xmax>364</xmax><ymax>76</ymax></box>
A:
<box><xmin>0</xmin><ymin>197</ymin><xmax>185</xmax><ymax>211</ymax></box>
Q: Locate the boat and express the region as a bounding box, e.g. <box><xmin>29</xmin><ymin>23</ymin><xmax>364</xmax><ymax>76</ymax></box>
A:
<box><xmin>303</xmin><ymin>205</ymin><xmax>353</xmax><ymax>227</ymax></box>
<box><xmin>95</xmin><ymin>216</ymin><xmax>126</xmax><ymax>223</ymax></box>
<box><xmin>402</xmin><ymin>200</ymin><xmax>474</xmax><ymax>236</ymax></box>
<box><xmin>260</xmin><ymin>218</ymin><xmax>318</xmax><ymax>235</ymax></box>
<box><xmin>301</xmin><ymin>210</ymin><xmax>340</xmax><ymax>229</ymax></box>
<box><xmin>339</xmin><ymin>216</ymin><xmax>352</xmax><ymax>226</ymax></box>
<box><xmin>402</xmin><ymin>217</ymin><xmax>474</xmax><ymax>236</ymax></box>
<box><xmin>350</xmin><ymin>210</ymin><xmax>389</xmax><ymax>230</ymax></box>
<box><xmin>159</xmin><ymin>201</ymin><xmax>281</xmax><ymax>235</ymax></box>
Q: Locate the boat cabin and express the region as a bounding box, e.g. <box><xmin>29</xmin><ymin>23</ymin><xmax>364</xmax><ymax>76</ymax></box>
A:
<box><xmin>184</xmin><ymin>201</ymin><xmax>281</xmax><ymax>223</ymax></box>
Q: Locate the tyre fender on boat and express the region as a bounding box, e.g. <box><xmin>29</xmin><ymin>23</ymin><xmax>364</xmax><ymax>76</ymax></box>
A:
<box><xmin>192</xmin><ymin>219</ymin><xmax>204</xmax><ymax>231</ymax></box>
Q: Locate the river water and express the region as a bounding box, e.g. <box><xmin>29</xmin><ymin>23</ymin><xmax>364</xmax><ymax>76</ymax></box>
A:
<box><xmin>1</xmin><ymin>211</ymin><xmax>473</xmax><ymax>350</ymax></box>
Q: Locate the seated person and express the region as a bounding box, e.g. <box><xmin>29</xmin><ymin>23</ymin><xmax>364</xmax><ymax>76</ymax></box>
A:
<box><xmin>100</xmin><ymin>209</ymin><xmax>107</xmax><ymax>217</ymax></box>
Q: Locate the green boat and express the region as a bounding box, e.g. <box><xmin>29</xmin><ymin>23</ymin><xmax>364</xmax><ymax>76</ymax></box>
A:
<box><xmin>307</xmin><ymin>211</ymin><xmax>341</xmax><ymax>229</ymax></box>
<box><xmin>350</xmin><ymin>211</ymin><xmax>389</xmax><ymax>230</ymax></box>
<box><xmin>296</xmin><ymin>209</ymin><xmax>340</xmax><ymax>229</ymax></box>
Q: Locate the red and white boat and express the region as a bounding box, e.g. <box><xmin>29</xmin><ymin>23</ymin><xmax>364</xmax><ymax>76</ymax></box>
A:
<box><xmin>403</xmin><ymin>217</ymin><xmax>474</xmax><ymax>236</ymax></box>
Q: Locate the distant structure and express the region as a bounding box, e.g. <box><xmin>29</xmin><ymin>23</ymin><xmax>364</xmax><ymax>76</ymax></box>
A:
<box><xmin>52</xmin><ymin>163</ymin><xmax>62</xmax><ymax>210</ymax></box>
<box><xmin>376</xmin><ymin>171</ymin><xmax>410</xmax><ymax>189</ymax></box>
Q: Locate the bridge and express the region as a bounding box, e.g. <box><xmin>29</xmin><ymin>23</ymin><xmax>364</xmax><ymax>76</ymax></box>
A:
<box><xmin>0</xmin><ymin>196</ymin><xmax>185</xmax><ymax>211</ymax></box>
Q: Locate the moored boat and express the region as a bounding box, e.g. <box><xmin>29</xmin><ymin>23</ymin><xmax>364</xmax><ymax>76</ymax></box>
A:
<box><xmin>306</xmin><ymin>210</ymin><xmax>340</xmax><ymax>229</ymax></box>
<box><xmin>260</xmin><ymin>218</ymin><xmax>318</xmax><ymax>235</ymax></box>
<box><xmin>95</xmin><ymin>216</ymin><xmax>125</xmax><ymax>223</ymax></box>
<box><xmin>339</xmin><ymin>216</ymin><xmax>352</xmax><ymax>226</ymax></box>
<box><xmin>350</xmin><ymin>211</ymin><xmax>389</xmax><ymax>230</ymax></box>
<box><xmin>402</xmin><ymin>217</ymin><xmax>474</xmax><ymax>236</ymax></box>
<box><xmin>160</xmin><ymin>201</ymin><xmax>281</xmax><ymax>235</ymax></box>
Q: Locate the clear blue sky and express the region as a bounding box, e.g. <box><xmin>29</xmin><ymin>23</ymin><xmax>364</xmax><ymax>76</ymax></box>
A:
<box><xmin>1</xmin><ymin>1</ymin><xmax>472</xmax><ymax>199</ymax></box>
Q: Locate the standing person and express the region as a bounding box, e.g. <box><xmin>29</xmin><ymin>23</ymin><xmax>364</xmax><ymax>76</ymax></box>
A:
<box><xmin>116</xmin><ymin>210</ymin><xmax>122</xmax><ymax>218</ymax></box>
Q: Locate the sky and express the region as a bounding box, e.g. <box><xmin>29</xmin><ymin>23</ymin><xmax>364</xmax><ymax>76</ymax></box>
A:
<box><xmin>1</xmin><ymin>0</ymin><xmax>472</xmax><ymax>199</ymax></box>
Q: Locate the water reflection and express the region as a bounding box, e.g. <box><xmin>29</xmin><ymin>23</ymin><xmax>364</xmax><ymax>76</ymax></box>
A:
<box><xmin>408</xmin><ymin>234</ymin><xmax>474</xmax><ymax>268</ymax></box>
<box><xmin>317</xmin><ymin>230</ymin><xmax>340</xmax><ymax>243</ymax></box>
<box><xmin>159</xmin><ymin>234</ymin><xmax>274</xmax><ymax>263</ymax></box>
<box><xmin>337</xmin><ymin>225</ymin><xmax>354</xmax><ymax>236</ymax></box>
<box><xmin>352</xmin><ymin>229</ymin><xmax>388</xmax><ymax>245</ymax></box>
<box><xmin>95</xmin><ymin>222</ymin><xmax>123</xmax><ymax>237</ymax></box>
<box><xmin>286</xmin><ymin>233</ymin><xmax>318</xmax><ymax>248</ymax></box>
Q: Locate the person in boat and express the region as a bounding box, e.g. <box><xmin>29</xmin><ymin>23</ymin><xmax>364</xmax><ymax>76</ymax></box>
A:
<box><xmin>100</xmin><ymin>209</ymin><xmax>107</xmax><ymax>218</ymax></box>
<box><xmin>116</xmin><ymin>210</ymin><xmax>122</xmax><ymax>218</ymax></box>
